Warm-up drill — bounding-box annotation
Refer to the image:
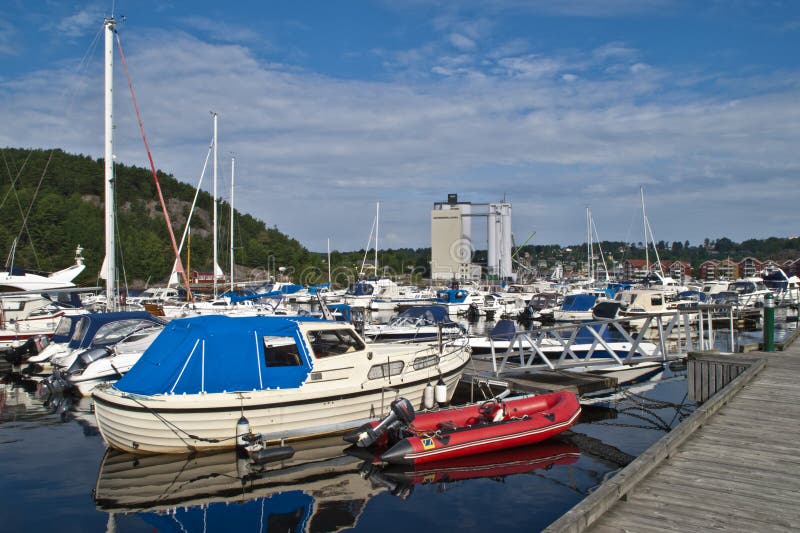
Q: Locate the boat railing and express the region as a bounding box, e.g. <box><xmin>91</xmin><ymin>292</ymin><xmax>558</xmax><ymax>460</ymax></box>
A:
<box><xmin>484</xmin><ymin>304</ymin><xmax>740</xmax><ymax>376</ymax></box>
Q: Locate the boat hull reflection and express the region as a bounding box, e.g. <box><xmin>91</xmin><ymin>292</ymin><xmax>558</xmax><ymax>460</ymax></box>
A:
<box><xmin>94</xmin><ymin>437</ymin><xmax>385</xmax><ymax>532</ymax></box>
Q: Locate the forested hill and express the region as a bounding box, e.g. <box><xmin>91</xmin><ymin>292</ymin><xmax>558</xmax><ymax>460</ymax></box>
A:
<box><xmin>0</xmin><ymin>147</ymin><xmax>321</xmax><ymax>287</ymax></box>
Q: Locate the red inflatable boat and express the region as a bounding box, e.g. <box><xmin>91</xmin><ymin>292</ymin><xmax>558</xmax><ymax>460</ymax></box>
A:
<box><xmin>346</xmin><ymin>391</ymin><xmax>581</xmax><ymax>465</ymax></box>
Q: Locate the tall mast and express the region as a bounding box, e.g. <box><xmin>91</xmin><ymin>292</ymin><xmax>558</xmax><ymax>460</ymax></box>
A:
<box><xmin>229</xmin><ymin>156</ymin><xmax>235</xmax><ymax>293</ymax></box>
<box><xmin>641</xmin><ymin>186</ymin><xmax>649</xmax><ymax>274</ymax></box>
<box><xmin>327</xmin><ymin>238</ymin><xmax>331</xmax><ymax>285</ymax></box>
<box><xmin>586</xmin><ymin>207</ymin><xmax>591</xmax><ymax>281</ymax></box>
<box><xmin>104</xmin><ymin>17</ymin><xmax>116</xmax><ymax>311</ymax></box>
<box><xmin>212</xmin><ymin>111</ymin><xmax>218</xmax><ymax>298</ymax></box>
<box><xmin>375</xmin><ymin>202</ymin><xmax>379</xmax><ymax>275</ymax></box>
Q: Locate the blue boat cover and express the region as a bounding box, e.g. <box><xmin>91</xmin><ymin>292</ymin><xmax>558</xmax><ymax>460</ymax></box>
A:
<box><xmin>436</xmin><ymin>289</ymin><xmax>469</xmax><ymax>304</ymax></box>
<box><xmin>560</xmin><ymin>294</ymin><xmax>597</xmax><ymax>312</ymax></box>
<box><xmin>69</xmin><ymin>311</ymin><xmax>166</xmax><ymax>349</ymax></box>
<box><xmin>490</xmin><ymin>320</ymin><xmax>517</xmax><ymax>340</ymax></box>
<box><xmin>115</xmin><ymin>315</ymin><xmax>326</xmax><ymax>396</ymax></box>
<box><xmin>398</xmin><ymin>305</ymin><xmax>449</xmax><ymax>323</ymax></box>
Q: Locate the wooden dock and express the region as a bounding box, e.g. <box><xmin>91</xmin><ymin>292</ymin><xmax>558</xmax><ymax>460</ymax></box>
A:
<box><xmin>545</xmin><ymin>338</ymin><xmax>800</xmax><ymax>532</ymax></box>
<box><xmin>460</xmin><ymin>355</ymin><xmax>619</xmax><ymax>397</ymax></box>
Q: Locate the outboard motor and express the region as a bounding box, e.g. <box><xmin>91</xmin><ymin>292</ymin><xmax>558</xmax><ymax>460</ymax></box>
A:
<box><xmin>345</xmin><ymin>398</ymin><xmax>415</xmax><ymax>448</ymax></box>
<box><xmin>66</xmin><ymin>346</ymin><xmax>112</xmax><ymax>375</ymax></box>
<box><xmin>2</xmin><ymin>335</ymin><xmax>50</xmax><ymax>365</ymax></box>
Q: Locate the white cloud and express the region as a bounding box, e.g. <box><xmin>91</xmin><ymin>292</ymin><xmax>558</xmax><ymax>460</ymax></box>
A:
<box><xmin>448</xmin><ymin>32</ymin><xmax>476</xmax><ymax>51</ymax></box>
<box><xmin>0</xmin><ymin>19</ymin><xmax>16</xmax><ymax>55</ymax></box>
<box><xmin>1</xmin><ymin>29</ymin><xmax>798</xmax><ymax>250</ymax></box>
<box><xmin>52</xmin><ymin>6</ymin><xmax>103</xmax><ymax>38</ymax></box>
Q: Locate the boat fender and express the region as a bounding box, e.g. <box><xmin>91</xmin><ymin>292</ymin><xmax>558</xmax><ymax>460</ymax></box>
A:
<box><xmin>354</xmin><ymin>398</ymin><xmax>415</xmax><ymax>448</ymax></box>
<box><xmin>249</xmin><ymin>445</ymin><xmax>295</xmax><ymax>465</ymax></box>
<box><xmin>423</xmin><ymin>383</ymin><xmax>435</xmax><ymax>410</ymax></box>
<box><xmin>434</xmin><ymin>377</ymin><xmax>447</xmax><ymax>406</ymax></box>
<box><xmin>236</xmin><ymin>415</ymin><xmax>251</xmax><ymax>449</ymax></box>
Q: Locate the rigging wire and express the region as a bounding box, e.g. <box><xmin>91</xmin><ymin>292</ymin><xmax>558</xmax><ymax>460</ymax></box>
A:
<box><xmin>114</xmin><ymin>29</ymin><xmax>193</xmax><ymax>299</ymax></box>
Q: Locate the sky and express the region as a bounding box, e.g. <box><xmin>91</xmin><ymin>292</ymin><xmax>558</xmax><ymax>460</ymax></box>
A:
<box><xmin>1</xmin><ymin>0</ymin><xmax>799</xmax><ymax>253</ymax></box>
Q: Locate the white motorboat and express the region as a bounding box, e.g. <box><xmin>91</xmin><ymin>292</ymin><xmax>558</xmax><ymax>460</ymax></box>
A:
<box><xmin>93</xmin><ymin>314</ymin><xmax>471</xmax><ymax>454</ymax></box>
<box><xmin>363</xmin><ymin>305</ymin><xmax>465</xmax><ymax>342</ymax></box>
<box><xmin>51</xmin><ymin>325</ymin><xmax>164</xmax><ymax>396</ymax></box>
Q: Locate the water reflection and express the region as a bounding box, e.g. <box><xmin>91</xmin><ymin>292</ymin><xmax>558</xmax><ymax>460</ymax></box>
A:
<box><xmin>352</xmin><ymin>441</ymin><xmax>581</xmax><ymax>499</ymax></box>
<box><xmin>94</xmin><ymin>437</ymin><xmax>384</xmax><ymax>532</ymax></box>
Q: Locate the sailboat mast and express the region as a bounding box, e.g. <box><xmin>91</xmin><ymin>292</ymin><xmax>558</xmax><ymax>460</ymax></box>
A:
<box><xmin>641</xmin><ymin>186</ymin><xmax>649</xmax><ymax>274</ymax></box>
<box><xmin>104</xmin><ymin>17</ymin><xmax>117</xmax><ymax>311</ymax></box>
<box><xmin>327</xmin><ymin>238</ymin><xmax>332</xmax><ymax>285</ymax></box>
<box><xmin>586</xmin><ymin>207</ymin><xmax>591</xmax><ymax>281</ymax></box>
<box><xmin>229</xmin><ymin>156</ymin><xmax>235</xmax><ymax>293</ymax></box>
<box><xmin>212</xmin><ymin>111</ymin><xmax>218</xmax><ymax>298</ymax></box>
<box><xmin>375</xmin><ymin>202</ymin><xmax>379</xmax><ymax>275</ymax></box>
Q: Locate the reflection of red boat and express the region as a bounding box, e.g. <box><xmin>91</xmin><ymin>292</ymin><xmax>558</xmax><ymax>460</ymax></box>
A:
<box><xmin>384</xmin><ymin>441</ymin><xmax>580</xmax><ymax>485</ymax></box>
<box><xmin>355</xmin><ymin>391</ymin><xmax>581</xmax><ymax>465</ymax></box>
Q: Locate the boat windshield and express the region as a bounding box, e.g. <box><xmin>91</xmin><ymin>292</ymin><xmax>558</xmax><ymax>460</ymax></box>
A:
<box><xmin>93</xmin><ymin>320</ymin><xmax>160</xmax><ymax>346</ymax></box>
<box><xmin>307</xmin><ymin>328</ymin><xmax>365</xmax><ymax>357</ymax></box>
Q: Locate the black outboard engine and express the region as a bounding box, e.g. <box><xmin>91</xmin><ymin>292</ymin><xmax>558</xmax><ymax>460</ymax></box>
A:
<box><xmin>344</xmin><ymin>398</ymin><xmax>415</xmax><ymax>448</ymax></box>
<box><xmin>67</xmin><ymin>346</ymin><xmax>112</xmax><ymax>375</ymax></box>
<box><xmin>2</xmin><ymin>335</ymin><xmax>49</xmax><ymax>365</ymax></box>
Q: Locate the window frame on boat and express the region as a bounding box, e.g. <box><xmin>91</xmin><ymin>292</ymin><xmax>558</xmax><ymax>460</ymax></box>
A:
<box><xmin>305</xmin><ymin>328</ymin><xmax>366</xmax><ymax>358</ymax></box>
<box><xmin>262</xmin><ymin>335</ymin><xmax>303</xmax><ymax>367</ymax></box>
<box><xmin>368</xmin><ymin>360</ymin><xmax>404</xmax><ymax>380</ymax></box>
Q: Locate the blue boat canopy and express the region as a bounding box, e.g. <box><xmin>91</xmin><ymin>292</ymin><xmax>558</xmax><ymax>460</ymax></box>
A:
<box><xmin>490</xmin><ymin>319</ymin><xmax>517</xmax><ymax>340</ymax></box>
<box><xmin>68</xmin><ymin>311</ymin><xmax>165</xmax><ymax>350</ymax></box>
<box><xmin>115</xmin><ymin>315</ymin><xmax>329</xmax><ymax>396</ymax></box>
<box><xmin>397</xmin><ymin>305</ymin><xmax>450</xmax><ymax>323</ymax></box>
<box><xmin>560</xmin><ymin>293</ymin><xmax>597</xmax><ymax>311</ymax></box>
<box><xmin>436</xmin><ymin>289</ymin><xmax>469</xmax><ymax>304</ymax></box>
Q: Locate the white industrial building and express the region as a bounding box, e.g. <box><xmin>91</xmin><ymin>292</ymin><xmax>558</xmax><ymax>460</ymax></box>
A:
<box><xmin>430</xmin><ymin>194</ymin><xmax>514</xmax><ymax>281</ymax></box>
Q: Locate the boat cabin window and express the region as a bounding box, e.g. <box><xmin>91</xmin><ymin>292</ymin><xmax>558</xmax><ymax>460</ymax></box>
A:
<box><xmin>413</xmin><ymin>354</ymin><xmax>439</xmax><ymax>371</ymax></box>
<box><xmin>262</xmin><ymin>336</ymin><xmax>302</xmax><ymax>367</ymax></box>
<box><xmin>368</xmin><ymin>360</ymin><xmax>404</xmax><ymax>379</ymax></box>
<box><xmin>307</xmin><ymin>328</ymin><xmax>365</xmax><ymax>358</ymax></box>
<box><xmin>650</xmin><ymin>296</ymin><xmax>663</xmax><ymax>306</ymax></box>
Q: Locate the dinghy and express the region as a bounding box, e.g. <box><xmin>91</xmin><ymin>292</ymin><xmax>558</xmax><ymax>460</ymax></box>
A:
<box><xmin>344</xmin><ymin>391</ymin><xmax>581</xmax><ymax>465</ymax></box>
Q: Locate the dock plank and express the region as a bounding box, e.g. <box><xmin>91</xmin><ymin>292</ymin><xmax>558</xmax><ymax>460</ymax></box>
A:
<box><xmin>545</xmin><ymin>340</ymin><xmax>800</xmax><ymax>533</ymax></box>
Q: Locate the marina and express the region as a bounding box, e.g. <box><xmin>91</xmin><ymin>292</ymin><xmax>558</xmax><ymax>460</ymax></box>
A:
<box><xmin>1</xmin><ymin>4</ymin><xmax>799</xmax><ymax>532</ymax></box>
<box><xmin>1</xmin><ymin>311</ymin><xmax>797</xmax><ymax>531</ymax></box>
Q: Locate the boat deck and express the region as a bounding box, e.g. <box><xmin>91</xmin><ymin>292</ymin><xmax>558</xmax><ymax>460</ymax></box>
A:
<box><xmin>545</xmin><ymin>337</ymin><xmax>800</xmax><ymax>532</ymax></box>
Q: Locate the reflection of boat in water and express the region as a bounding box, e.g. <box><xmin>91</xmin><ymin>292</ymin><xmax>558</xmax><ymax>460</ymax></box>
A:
<box><xmin>94</xmin><ymin>437</ymin><xmax>385</xmax><ymax>532</ymax></box>
<box><xmin>356</xmin><ymin>441</ymin><xmax>580</xmax><ymax>498</ymax></box>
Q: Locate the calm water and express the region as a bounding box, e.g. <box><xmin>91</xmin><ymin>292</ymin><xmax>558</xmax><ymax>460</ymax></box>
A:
<box><xmin>0</xmin><ymin>363</ymin><xmax>693</xmax><ymax>532</ymax></box>
<box><xmin>2</xmin><ymin>308</ymin><xmax>794</xmax><ymax>532</ymax></box>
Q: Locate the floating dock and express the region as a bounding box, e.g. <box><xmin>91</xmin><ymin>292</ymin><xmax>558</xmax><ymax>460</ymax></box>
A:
<box><xmin>544</xmin><ymin>338</ymin><xmax>800</xmax><ymax>532</ymax></box>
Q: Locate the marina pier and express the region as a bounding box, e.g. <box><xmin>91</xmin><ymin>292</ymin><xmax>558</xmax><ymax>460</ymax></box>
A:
<box><xmin>544</xmin><ymin>337</ymin><xmax>800</xmax><ymax>532</ymax></box>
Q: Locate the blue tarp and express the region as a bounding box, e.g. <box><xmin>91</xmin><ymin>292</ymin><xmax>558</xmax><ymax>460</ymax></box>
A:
<box><xmin>68</xmin><ymin>311</ymin><xmax>165</xmax><ymax>350</ymax></box>
<box><xmin>436</xmin><ymin>289</ymin><xmax>469</xmax><ymax>304</ymax></box>
<box><xmin>115</xmin><ymin>315</ymin><xmax>326</xmax><ymax>395</ymax></box>
<box><xmin>398</xmin><ymin>305</ymin><xmax>449</xmax><ymax>323</ymax></box>
<box><xmin>490</xmin><ymin>319</ymin><xmax>517</xmax><ymax>340</ymax></box>
<box><xmin>560</xmin><ymin>293</ymin><xmax>597</xmax><ymax>312</ymax></box>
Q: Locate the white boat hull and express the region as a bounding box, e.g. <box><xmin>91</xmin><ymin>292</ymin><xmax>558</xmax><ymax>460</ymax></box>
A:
<box><xmin>93</xmin><ymin>358</ymin><xmax>467</xmax><ymax>454</ymax></box>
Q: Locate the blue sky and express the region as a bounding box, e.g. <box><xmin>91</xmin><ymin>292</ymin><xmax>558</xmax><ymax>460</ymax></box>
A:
<box><xmin>1</xmin><ymin>1</ymin><xmax>799</xmax><ymax>252</ymax></box>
